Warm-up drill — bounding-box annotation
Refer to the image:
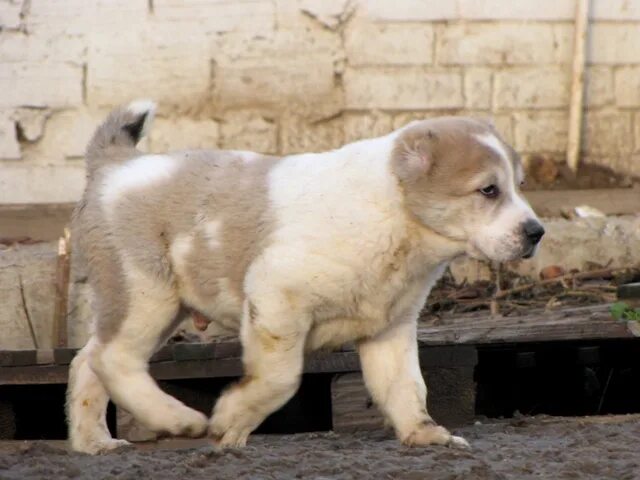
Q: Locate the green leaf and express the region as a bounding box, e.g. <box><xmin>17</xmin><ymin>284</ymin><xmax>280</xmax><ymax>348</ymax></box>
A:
<box><xmin>611</xmin><ymin>302</ymin><xmax>629</xmax><ymax>320</ymax></box>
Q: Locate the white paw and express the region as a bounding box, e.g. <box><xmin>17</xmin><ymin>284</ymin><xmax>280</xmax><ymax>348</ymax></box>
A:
<box><xmin>448</xmin><ymin>434</ymin><xmax>471</xmax><ymax>450</ymax></box>
<box><xmin>72</xmin><ymin>437</ymin><xmax>132</xmax><ymax>455</ymax></box>
<box><xmin>167</xmin><ymin>408</ymin><xmax>208</xmax><ymax>437</ymax></box>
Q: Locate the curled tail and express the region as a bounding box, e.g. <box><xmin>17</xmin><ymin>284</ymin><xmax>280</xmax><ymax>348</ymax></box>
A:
<box><xmin>85</xmin><ymin>99</ymin><xmax>156</xmax><ymax>174</ymax></box>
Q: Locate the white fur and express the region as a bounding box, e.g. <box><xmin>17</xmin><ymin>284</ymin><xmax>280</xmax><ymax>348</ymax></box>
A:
<box><xmin>126</xmin><ymin>99</ymin><xmax>157</xmax><ymax>138</ymax></box>
<box><xmin>202</xmin><ymin>220</ymin><xmax>222</xmax><ymax>249</ymax></box>
<box><xmin>101</xmin><ymin>154</ymin><xmax>178</xmax><ymax>216</ymax></box>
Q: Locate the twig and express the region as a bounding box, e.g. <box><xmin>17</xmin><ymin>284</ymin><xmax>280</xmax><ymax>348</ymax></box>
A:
<box><xmin>52</xmin><ymin>228</ymin><xmax>71</xmax><ymax>348</ymax></box>
<box><xmin>18</xmin><ymin>274</ymin><xmax>38</xmax><ymax>349</ymax></box>
<box><xmin>494</xmin><ymin>267</ymin><xmax>636</xmax><ymax>299</ymax></box>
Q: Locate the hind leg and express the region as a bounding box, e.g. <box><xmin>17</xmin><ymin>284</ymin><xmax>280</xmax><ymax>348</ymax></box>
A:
<box><xmin>67</xmin><ymin>337</ymin><xmax>130</xmax><ymax>454</ymax></box>
<box><xmin>90</xmin><ymin>265</ymin><xmax>208</xmax><ymax>438</ymax></box>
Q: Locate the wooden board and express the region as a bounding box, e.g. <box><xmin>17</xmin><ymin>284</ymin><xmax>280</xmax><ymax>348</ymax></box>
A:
<box><xmin>523</xmin><ymin>186</ymin><xmax>640</xmax><ymax>217</ymax></box>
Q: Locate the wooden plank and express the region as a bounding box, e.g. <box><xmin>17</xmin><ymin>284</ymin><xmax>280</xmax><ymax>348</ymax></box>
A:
<box><xmin>150</xmin><ymin>345</ymin><xmax>174</xmax><ymax>363</ymax></box>
<box><xmin>53</xmin><ymin>348</ymin><xmax>77</xmax><ymax>365</ymax></box>
<box><xmin>524</xmin><ymin>186</ymin><xmax>640</xmax><ymax>217</ymax></box>
<box><xmin>0</xmin><ymin>364</ymin><xmax>68</xmax><ymax>385</ymax></box>
<box><xmin>418</xmin><ymin>319</ymin><xmax>633</xmax><ymax>345</ymax></box>
<box><xmin>172</xmin><ymin>343</ymin><xmax>216</xmax><ymax>361</ymax></box>
<box><xmin>0</xmin><ymin>350</ymin><xmax>37</xmax><ymax>367</ymax></box>
<box><xmin>0</xmin><ymin>203</ymin><xmax>74</xmax><ymax>241</ymax></box>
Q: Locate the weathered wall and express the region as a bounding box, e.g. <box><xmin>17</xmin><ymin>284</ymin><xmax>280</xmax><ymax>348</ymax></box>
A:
<box><xmin>1</xmin><ymin>0</ymin><xmax>640</xmax><ymax>203</ymax></box>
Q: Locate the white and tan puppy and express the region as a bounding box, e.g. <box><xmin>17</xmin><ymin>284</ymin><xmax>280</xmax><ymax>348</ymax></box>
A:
<box><xmin>67</xmin><ymin>100</ymin><xmax>544</xmax><ymax>454</ymax></box>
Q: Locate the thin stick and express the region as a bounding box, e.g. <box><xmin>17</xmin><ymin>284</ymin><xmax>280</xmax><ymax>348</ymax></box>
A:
<box><xmin>494</xmin><ymin>267</ymin><xmax>636</xmax><ymax>300</ymax></box>
<box><xmin>566</xmin><ymin>0</ymin><xmax>590</xmax><ymax>173</ymax></box>
<box><xmin>52</xmin><ymin>228</ymin><xmax>71</xmax><ymax>348</ymax></box>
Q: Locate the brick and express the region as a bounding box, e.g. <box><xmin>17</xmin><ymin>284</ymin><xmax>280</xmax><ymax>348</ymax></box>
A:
<box><xmin>0</xmin><ymin>112</ymin><xmax>20</xmax><ymax>159</ymax></box>
<box><xmin>219</xmin><ymin>111</ymin><xmax>277</xmax><ymax>154</ymax></box>
<box><xmin>345</xmin><ymin>20</ymin><xmax>433</xmax><ymax>66</ymax></box>
<box><xmin>345</xmin><ymin>68</ymin><xmax>463</xmax><ymax>110</ymax></box>
<box><xmin>457</xmin><ymin>0</ymin><xmax>574</xmax><ymax>19</ymax></box>
<box><xmin>299</xmin><ymin>0</ymin><xmax>355</xmax><ymax>29</ymax></box>
<box><xmin>153</xmin><ymin>0</ymin><xmax>275</xmax><ymax>35</ymax></box>
<box><xmin>494</xmin><ymin>68</ymin><xmax>569</xmax><ymax>109</ymax></box>
<box><xmin>343</xmin><ymin>112</ymin><xmax>393</xmax><ymax>143</ymax></box>
<box><xmin>149</xmin><ymin>118</ymin><xmax>219</xmax><ymax>152</ymax></box>
<box><xmin>0</xmin><ymin>165</ymin><xmax>85</xmax><ymax>203</ymax></box>
<box><xmin>0</xmin><ymin>63</ymin><xmax>83</xmax><ymax>108</ymax></box>
<box><xmin>634</xmin><ymin>113</ymin><xmax>640</xmax><ymax>152</ymax></box>
<box><xmin>615</xmin><ymin>67</ymin><xmax>640</xmax><ymax>107</ymax></box>
<box><xmin>28</xmin><ymin>109</ymin><xmax>101</xmax><ymax>159</ymax></box>
<box><xmin>27</xmin><ymin>0</ymin><xmax>147</xmax><ymax>35</ymax></box>
<box><xmin>437</xmin><ymin>24</ymin><xmax>561</xmax><ymax>65</ymax></box>
<box><xmin>592</xmin><ymin>0</ymin><xmax>640</xmax><ymax>20</ymax></box>
<box><xmin>280</xmin><ymin>115</ymin><xmax>344</xmax><ymax>154</ymax></box>
<box><xmin>464</xmin><ymin>69</ymin><xmax>492</xmax><ymax>109</ymax></box>
<box><xmin>583</xmin><ymin>111</ymin><xmax>633</xmax><ymax>157</ymax></box>
<box><xmin>590</xmin><ymin>24</ymin><xmax>640</xmax><ymax>64</ymax></box>
<box><xmin>0</xmin><ymin>31</ymin><xmax>86</xmax><ymax>64</ymax></box>
<box><xmin>585</xmin><ymin>66</ymin><xmax>614</xmax><ymax>107</ymax></box>
<box><xmin>490</xmin><ymin>114</ymin><xmax>514</xmax><ymax>145</ymax></box>
<box><xmin>364</xmin><ymin>0</ymin><xmax>457</xmax><ymax>21</ymax></box>
<box><xmin>214</xmin><ymin>55</ymin><xmax>338</xmax><ymax>115</ymax></box>
<box><xmin>514</xmin><ymin>111</ymin><xmax>568</xmax><ymax>153</ymax></box>
<box><xmin>13</xmin><ymin>108</ymin><xmax>50</xmax><ymax>142</ymax></box>
<box><xmin>0</xmin><ymin>0</ymin><xmax>22</xmax><ymax>29</ymax></box>
<box><xmin>87</xmin><ymin>23</ymin><xmax>210</xmax><ymax>111</ymax></box>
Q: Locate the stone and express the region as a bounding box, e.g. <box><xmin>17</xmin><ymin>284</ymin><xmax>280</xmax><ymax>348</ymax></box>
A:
<box><xmin>494</xmin><ymin>68</ymin><xmax>569</xmax><ymax>109</ymax></box>
<box><xmin>345</xmin><ymin>68</ymin><xmax>463</xmax><ymax>110</ymax></box>
<box><xmin>0</xmin><ymin>0</ymin><xmax>22</xmax><ymax>29</ymax></box>
<box><xmin>219</xmin><ymin>111</ymin><xmax>277</xmax><ymax>154</ymax></box>
<box><xmin>0</xmin><ymin>63</ymin><xmax>83</xmax><ymax>108</ymax></box>
<box><xmin>614</xmin><ymin>67</ymin><xmax>640</xmax><ymax>107</ymax></box>
<box><xmin>456</xmin><ymin>0</ymin><xmax>574</xmax><ymax>19</ymax></box>
<box><xmin>153</xmin><ymin>0</ymin><xmax>275</xmax><ymax>36</ymax></box>
<box><xmin>280</xmin><ymin>115</ymin><xmax>345</xmax><ymax>154</ymax></box>
<box><xmin>0</xmin><ymin>113</ymin><xmax>20</xmax><ymax>159</ymax></box>
<box><xmin>437</xmin><ymin>23</ymin><xmax>561</xmax><ymax>65</ymax></box>
<box><xmin>12</xmin><ymin>108</ymin><xmax>50</xmax><ymax>142</ymax></box>
<box><xmin>343</xmin><ymin>112</ymin><xmax>393</xmax><ymax>143</ymax></box>
<box><xmin>345</xmin><ymin>19</ymin><xmax>433</xmax><ymax>66</ymax></box>
<box><xmin>363</xmin><ymin>0</ymin><xmax>457</xmax><ymax>21</ymax></box>
<box><xmin>464</xmin><ymin>69</ymin><xmax>492</xmax><ymax>109</ymax></box>
<box><xmin>299</xmin><ymin>0</ymin><xmax>355</xmax><ymax>30</ymax></box>
<box><xmin>583</xmin><ymin>111</ymin><xmax>633</xmax><ymax>157</ymax></box>
<box><xmin>513</xmin><ymin>111</ymin><xmax>568</xmax><ymax>153</ymax></box>
<box><xmin>590</xmin><ymin>24</ymin><xmax>640</xmax><ymax>64</ymax></box>
<box><xmin>149</xmin><ymin>117</ymin><xmax>219</xmax><ymax>152</ymax></box>
<box><xmin>0</xmin><ymin>165</ymin><xmax>86</xmax><ymax>203</ymax></box>
<box><xmin>585</xmin><ymin>67</ymin><xmax>614</xmax><ymax>107</ymax></box>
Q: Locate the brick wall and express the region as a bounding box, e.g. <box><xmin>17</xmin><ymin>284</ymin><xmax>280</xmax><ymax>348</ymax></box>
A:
<box><xmin>1</xmin><ymin>0</ymin><xmax>639</xmax><ymax>203</ymax></box>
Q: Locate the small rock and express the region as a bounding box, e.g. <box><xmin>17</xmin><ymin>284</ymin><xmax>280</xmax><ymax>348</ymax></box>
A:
<box><xmin>540</xmin><ymin>265</ymin><xmax>565</xmax><ymax>280</ymax></box>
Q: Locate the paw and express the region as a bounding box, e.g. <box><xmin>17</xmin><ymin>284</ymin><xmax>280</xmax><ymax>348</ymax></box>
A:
<box><xmin>208</xmin><ymin>394</ymin><xmax>253</xmax><ymax>448</ymax></box>
<box><xmin>71</xmin><ymin>437</ymin><xmax>132</xmax><ymax>455</ymax></box>
<box><xmin>170</xmin><ymin>408</ymin><xmax>209</xmax><ymax>438</ymax></box>
<box><xmin>402</xmin><ymin>422</ymin><xmax>469</xmax><ymax>449</ymax></box>
<box><xmin>448</xmin><ymin>435</ymin><xmax>471</xmax><ymax>449</ymax></box>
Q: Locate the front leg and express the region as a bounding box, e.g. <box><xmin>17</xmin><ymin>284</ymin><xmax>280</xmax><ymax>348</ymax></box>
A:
<box><xmin>209</xmin><ymin>297</ymin><xmax>310</xmax><ymax>447</ymax></box>
<box><xmin>357</xmin><ymin>319</ymin><xmax>469</xmax><ymax>448</ymax></box>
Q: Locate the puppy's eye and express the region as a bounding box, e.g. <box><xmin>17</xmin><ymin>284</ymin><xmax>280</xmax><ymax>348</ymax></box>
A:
<box><xmin>479</xmin><ymin>185</ymin><xmax>500</xmax><ymax>198</ymax></box>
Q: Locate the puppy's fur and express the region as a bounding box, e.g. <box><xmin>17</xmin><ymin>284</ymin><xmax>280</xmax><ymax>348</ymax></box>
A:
<box><xmin>67</xmin><ymin>100</ymin><xmax>544</xmax><ymax>454</ymax></box>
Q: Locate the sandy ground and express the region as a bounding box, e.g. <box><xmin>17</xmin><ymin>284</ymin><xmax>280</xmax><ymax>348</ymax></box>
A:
<box><xmin>0</xmin><ymin>415</ymin><xmax>638</xmax><ymax>480</ymax></box>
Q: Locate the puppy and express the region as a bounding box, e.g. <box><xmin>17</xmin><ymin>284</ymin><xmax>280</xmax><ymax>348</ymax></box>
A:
<box><xmin>67</xmin><ymin>100</ymin><xmax>544</xmax><ymax>454</ymax></box>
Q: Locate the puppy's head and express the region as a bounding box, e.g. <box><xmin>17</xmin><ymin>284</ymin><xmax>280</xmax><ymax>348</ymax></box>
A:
<box><xmin>391</xmin><ymin>117</ymin><xmax>544</xmax><ymax>262</ymax></box>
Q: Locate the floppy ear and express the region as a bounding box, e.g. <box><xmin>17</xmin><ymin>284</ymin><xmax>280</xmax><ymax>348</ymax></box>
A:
<box><xmin>391</xmin><ymin>130</ymin><xmax>434</xmax><ymax>182</ymax></box>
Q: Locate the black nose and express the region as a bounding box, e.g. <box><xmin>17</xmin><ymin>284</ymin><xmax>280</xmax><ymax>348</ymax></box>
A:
<box><xmin>523</xmin><ymin>219</ymin><xmax>545</xmax><ymax>245</ymax></box>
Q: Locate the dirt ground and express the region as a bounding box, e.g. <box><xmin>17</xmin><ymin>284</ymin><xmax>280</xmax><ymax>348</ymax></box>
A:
<box><xmin>0</xmin><ymin>415</ymin><xmax>638</xmax><ymax>480</ymax></box>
